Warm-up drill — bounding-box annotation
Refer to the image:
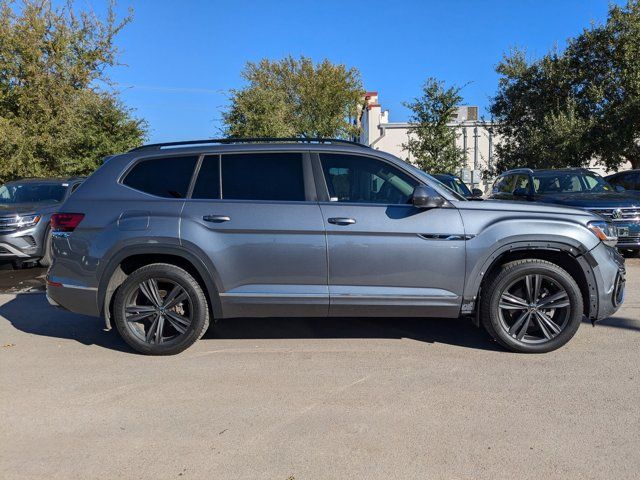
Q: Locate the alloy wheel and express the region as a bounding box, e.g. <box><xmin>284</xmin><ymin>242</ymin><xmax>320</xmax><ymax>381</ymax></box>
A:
<box><xmin>124</xmin><ymin>278</ymin><xmax>193</xmax><ymax>345</ymax></box>
<box><xmin>497</xmin><ymin>274</ymin><xmax>571</xmax><ymax>344</ymax></box>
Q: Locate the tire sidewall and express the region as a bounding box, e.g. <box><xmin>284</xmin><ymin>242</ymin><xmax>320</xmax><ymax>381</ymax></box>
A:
<box><xmin>114</xmin><ymin>264</ymin><xmax>208</xmax><ymax>355</ymax></box>
<box><xmin>487</xmin><ymin>263</ymin><xmax>583</xmax><ymax>353</ymax></box>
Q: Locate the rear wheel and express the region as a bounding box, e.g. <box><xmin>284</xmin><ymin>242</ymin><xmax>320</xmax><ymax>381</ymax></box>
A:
<box><xmin>113</xmin><ymin>263</ymin><xmax>209</xmax><ymax>355</ymax></box>
<box><xmin>480</xmin><ymin>259</ymin><xmax>583</xmax><ymax>353</ymax></box>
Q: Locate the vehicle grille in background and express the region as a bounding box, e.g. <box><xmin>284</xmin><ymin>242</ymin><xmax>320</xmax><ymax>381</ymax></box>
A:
<box><xmin>586</xmin><ymin>207</ymin><xmax>640</xmax><ymax>221</ymax></box>
<box><xmin>0</xmin><ymin>217</ymin><xmax>17</xmax><ymax>233</ymax></box>
<box><xmin>618</xmin><ymin>236</ymin><xmax>640</xmax><ymax>244</ymax></box>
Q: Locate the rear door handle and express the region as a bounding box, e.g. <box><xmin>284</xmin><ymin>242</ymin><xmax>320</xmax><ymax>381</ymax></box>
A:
<box><xmin>203</xmin><ymin>215</ymin><xmax>231</xmax><ymax>223</ymax></box>
<box><xmin>327</xmin><ymin>217</ymin><xmax>356</xmax><ymax>226</ymax></box>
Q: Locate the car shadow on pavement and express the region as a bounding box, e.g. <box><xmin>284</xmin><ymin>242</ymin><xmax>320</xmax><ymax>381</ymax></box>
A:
<box><xmin>583</xmin><ymin>316</ymin><xmax>640</xmax><ymax>332</ymax></box>
<box><xmin>205</xmin><ymin>315</ymin><xmax>503</xmax><ymax>351</ymax></box>
<box><xmin>0</xmin><ymin>293</ymin><xmax>504</xmax><ymax>353</ymax></box>
<box><xmin>0</xmin><ymin>293</ymin><xmax>135</xmax><ymax>354</ymax></box>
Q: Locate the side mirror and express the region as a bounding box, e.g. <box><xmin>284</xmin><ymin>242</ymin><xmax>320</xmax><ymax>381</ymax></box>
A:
<box><xmin>471</xmin><ymin>188</ymin><xmax>483</xmax><ymax>198</ymax></box>
<box><xmin>412</xmin><ymin>185</ymin><xmax>445</xmax><ymax>209</ymax></box>
<box><xmin>614</xmin><ymin>185</ymin><xmax>625</xmax><ymax>193</ymax></box>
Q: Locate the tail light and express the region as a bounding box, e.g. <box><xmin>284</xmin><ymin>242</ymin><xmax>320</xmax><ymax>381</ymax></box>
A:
<box><xmin>50</xmin><ymin>213</ymin><xmax>85</xmax><ymax>232</ymax></box>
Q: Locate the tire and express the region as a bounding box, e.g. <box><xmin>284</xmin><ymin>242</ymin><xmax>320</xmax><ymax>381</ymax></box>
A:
<box><xmin>480</xmin><ymin>259</ymin><xmax>583</xmax><ymax>353</ymax></box>
<box><xmin>113</xmin><ymin>263</ymin><xmax>210</xmax><ymax>355</ymax></box>
<box><xmin>39</xmin><ymin>227</ymin><xmax>52</xmax><ymax>267</ymax></box>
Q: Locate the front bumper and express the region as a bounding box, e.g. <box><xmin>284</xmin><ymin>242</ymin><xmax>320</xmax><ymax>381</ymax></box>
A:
<box><xmin>614</xmin><ymin>220</ymin><xmax>640</xmax><ymax>249</ymax></box>
<box><xmin>0</xmin><ymin>227</ymin><xmax>45</xmax><ymax>261</ymax></box>
<box><xmin>589</xmin><ymin>243</ymin><xmax>626</xmax><ymax>321</ymax></box>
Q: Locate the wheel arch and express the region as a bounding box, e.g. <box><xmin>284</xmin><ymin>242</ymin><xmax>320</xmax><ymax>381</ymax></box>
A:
<box><xmin>98</xmin><ymin>243</ymin><xmax>223</xmax><ymax>329</ymax></box>
<box><xmin>464</xmin><ymin>241</ymin><xmax>599</xmax><ymax>324</ymax></box>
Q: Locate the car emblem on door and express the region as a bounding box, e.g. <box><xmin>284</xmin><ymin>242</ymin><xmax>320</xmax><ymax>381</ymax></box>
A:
<box><xmin>611</xmin><ymin>209</ymin><xmax>623</xmax><ymax>220</ymax></box>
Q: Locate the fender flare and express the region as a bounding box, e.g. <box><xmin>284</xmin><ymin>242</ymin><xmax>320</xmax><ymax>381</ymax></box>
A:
<box><xmin>97</xmin><ymin>242</ymin><xmax>224</xmax><ymax>324</ymax></box>
<box><xmin>463</xmin><ymin>239</ymin><xmax>599</xmax><ymax>321</ymax></box>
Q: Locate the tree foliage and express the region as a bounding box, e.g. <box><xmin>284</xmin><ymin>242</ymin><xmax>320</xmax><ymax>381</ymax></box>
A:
<box><xmin>0</xmin><ymin>0</ymin><xmax>147</xmax><ymax>182</ymax></box>
<box><xmin>402</xmin><ymin>77</ymin><xmax>465</xmax><ymax>174</ymax></box>
<box><xmin>223</xmin><ymin>56</ymin><xmax>364</xmax><ymax>139</ymax></box>
<box><xmin>490</xmin><ymin>0</ymin><xmax>640</xmax><ymax>172</ymax></box>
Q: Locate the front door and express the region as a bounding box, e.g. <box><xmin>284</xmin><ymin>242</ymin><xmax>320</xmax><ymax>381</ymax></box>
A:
<box><xmin>181</xmin><ymin>151</ymin><xmax>328</xmax><ymax>318</ymax></box>
<box><xmin>314</xmin><ymin>152</ymin><xmax>466</xmax><ymax>318</ymax></box>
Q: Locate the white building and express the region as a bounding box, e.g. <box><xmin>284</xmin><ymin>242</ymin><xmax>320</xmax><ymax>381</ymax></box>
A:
<box><xmin>358</xmin><ymin>91</ymin><xmax>624</xmax><ymax>191</ymax></box>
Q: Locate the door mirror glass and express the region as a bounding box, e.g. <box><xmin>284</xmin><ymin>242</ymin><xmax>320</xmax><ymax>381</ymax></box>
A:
<box><xmin>614</xmin><ymin>185</ymin><xmax>626</xmax><ymax>193</ymax></box>
<box><xmin>412</xmin><ymin>185</ymin><xmax>445</xmax><ymax>209</ymax></box>
<box><xmin>471</xmin><ymin>188</ymin><xmax>483</xmax><ymax>197</ymax></box>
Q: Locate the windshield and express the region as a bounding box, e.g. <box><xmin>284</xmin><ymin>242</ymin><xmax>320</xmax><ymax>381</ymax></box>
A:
<box><xmin>532</xmin><ymin>172</ymin><xmax>614</xmax><ymax>194</ymax></box>
<box><xmin>0</xmin><ymin>183</ymin><xmax>67</xmax><ymax>204</ymax></box>
<box><xmin>401</xmin><ymin>163</ymin><xmax>467</xmax><ymax>201</ymax></box>
<box><xmin>435</xmin><ymin>176</ymin><xmax>472</xmax><ymax>197</ymax></box>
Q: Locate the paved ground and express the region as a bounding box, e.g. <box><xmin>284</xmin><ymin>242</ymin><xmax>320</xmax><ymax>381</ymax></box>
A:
<box><xmin>0</xmin><ymin>259</ymin><xmax>638</xmax><ymax>480</ymax></box>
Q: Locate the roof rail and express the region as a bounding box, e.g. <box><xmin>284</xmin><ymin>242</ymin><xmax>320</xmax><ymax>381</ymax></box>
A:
<box><xmin>128</xmin><ymin>137</ymin><xmax>368</xmax><ymax>152</ymax></box>
<box><xmin>502</xmin><ymin>168</ymin><xmax>534</xmax><ymax>175</ymax></box>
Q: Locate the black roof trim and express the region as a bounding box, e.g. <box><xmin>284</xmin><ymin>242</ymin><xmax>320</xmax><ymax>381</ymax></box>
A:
<box><xmin>129</xmin><ymin>137</ymin><xmax>369</xmax><ymax>152</ymax></box>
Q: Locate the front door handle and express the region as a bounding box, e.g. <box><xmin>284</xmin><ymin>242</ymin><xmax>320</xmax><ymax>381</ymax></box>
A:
<box><xmin>327</xmin><ymin>217</ymin><xmax>356</xmax><ymax>226</ymax></box>
<box><xmin>203</xmin><ymin>215</ymin><xmax>231</xmax><ymax>223</ymax></box>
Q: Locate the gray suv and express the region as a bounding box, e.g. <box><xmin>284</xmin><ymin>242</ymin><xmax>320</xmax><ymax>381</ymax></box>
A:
<box><xmin>46</xmin><ymin>139</ymin><xmax>626</xmax><ymax>355</ymax></box>
<box><xmin>1</xmin><ymin>178</ymin><xmax>84</xmax><ymax>266</ymax></box>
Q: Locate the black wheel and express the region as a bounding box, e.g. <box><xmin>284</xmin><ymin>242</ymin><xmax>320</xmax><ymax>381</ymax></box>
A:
<box><xmin>480</xmin><ymin>259</ymin><xmax>583</xmax><ymax>353</ymax></box>
<box><xmin>113</xmin><ymin>263</ymin><xmax>209</xmax><ymax>355</ymax></box>
<box><xmin>39</xmin><ymin>227</ymin><xmax>52</xmax><ymax>267</ymax></box>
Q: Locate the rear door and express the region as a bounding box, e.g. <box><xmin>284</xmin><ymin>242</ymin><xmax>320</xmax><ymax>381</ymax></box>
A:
<box><xmin>314</xmin><ymin>152</ymin><xmax>466</xmax><ymax>318</ymax></box>
<box><xmin>180</xmin><ymin>151</ymin><xmax>328</xmax><ymax>318</ymax></box>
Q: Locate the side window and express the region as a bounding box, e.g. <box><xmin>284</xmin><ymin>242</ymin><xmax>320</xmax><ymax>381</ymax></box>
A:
<box><xmin>513</xmin><ymin>174</ymin><xmax>530</xmax><ymax>192</ymax></box>
<box><xmin>123</xmin><ymin>156</ymin><xmax>198</xmax><ymax>198</ymax></box>
<box><xmin>221</xmin><ymin>152</ymin><xmax>305</xmax><ymax>201</ymax></box>
<box><xmin>192</xmin><ymin>155</ymin><xmax>220</xmax><ymax>199</ymax></box>
<box><xmin>620</xmin><ymin>172</ymin><xmax>639</xmax><ymax>190</ymax></box>
<box><xmin>494</xmin><ymin>175</ymin><xmax>516</xmax><ymax>194</ymax></box>
<box><xmin>319</xmin><ymin>154</ymin><xmax>418</xmax><ymax>204</ymax></box>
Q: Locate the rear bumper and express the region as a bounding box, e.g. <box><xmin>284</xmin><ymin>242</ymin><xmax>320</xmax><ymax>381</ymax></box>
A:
<box><xmin>46</xmin><ymin>280</ymin><xmax>100</xmax><ymax>317</ymax></box>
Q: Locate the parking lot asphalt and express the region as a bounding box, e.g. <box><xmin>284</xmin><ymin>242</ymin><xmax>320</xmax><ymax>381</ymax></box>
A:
<box><xmin>0</xmin><ymin>259</ymin><xmax>639</xmax><ymax>480</ymax></box>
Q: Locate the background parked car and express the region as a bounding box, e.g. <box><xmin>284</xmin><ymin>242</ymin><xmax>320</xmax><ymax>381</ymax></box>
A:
<box><xmin>489</xmin><ymin>168</ymin><xmax>640</xmax><ymax>254</ymax></box>
<box><xmin>0</xmin><ymin>177</ymin><xmax>84</xmax><ymax>267</ymax></box>
<box><xmin>432</xmin><ymin>173</ymin><xmax>483</xmax><ymax>199</ymax></box>
<box><xmin>606</xmin><ymin>169</ymin><xmax>640</xmax><ymax>197</ymax></box>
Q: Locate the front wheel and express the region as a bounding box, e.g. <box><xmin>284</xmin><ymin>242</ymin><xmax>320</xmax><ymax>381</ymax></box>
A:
<box><xmin>480</xmin><ymin>259</ymin><xmax>583</xmax><ymax>353</ymax></box>
<box><xmin>113</xmin><ymin>263</ymin><xmax>210</xmax><ymax>355</ymax></box>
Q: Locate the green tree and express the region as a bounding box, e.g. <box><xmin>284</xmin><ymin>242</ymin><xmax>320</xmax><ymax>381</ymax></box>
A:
<box><xmin>490</xmin><ymin>0</ymin><xmax>640</xmax><ymax>172</ymax></box>
<box><xmin>223</xmin><ymin>56</ymin><xmax>364</xmax><ymax>139</ymax></box>
<box><xmin>402</xmin><ymin>77</ymin><xmax>465</xmax><ymax>174</ymax></box>
<box><xmin>0</xmin><ymin>0</ymin><xmax>147</xmax><ymax>182</ymax></box>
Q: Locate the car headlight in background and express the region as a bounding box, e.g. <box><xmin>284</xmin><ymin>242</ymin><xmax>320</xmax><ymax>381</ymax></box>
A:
<box><xmin>587</xmin><ymin>221</ymin><xmax>618</xmax><ymax>247</ymax></box>
<box><xmin>3</xmin><ymin>214</ymin><xmax>41</xmax><ymax>229</ymax></box>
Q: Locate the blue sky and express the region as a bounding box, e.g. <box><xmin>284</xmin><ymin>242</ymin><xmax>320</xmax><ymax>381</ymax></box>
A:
<box><xmin>96</xmin><ymin>0</ymin><xmax>621</xmax><ymax>142</ymax></box>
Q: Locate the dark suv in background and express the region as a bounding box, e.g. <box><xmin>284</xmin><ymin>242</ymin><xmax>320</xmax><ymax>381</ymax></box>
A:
<box><xmin>46</xmin><ymin>139</ymin><xmax>625</xmax><ymax>355</ymax></box>
<box><xmin>433</xmin><ymin>173</ymin><xmax>483</xmax><ymax>199</ymax></box>
<box><xmin>490</xmin><ymin>168</ymin><xmax>640</xmax><ymax>252</ymax></box>
<box><xmin>606</xmin><ymin>169</ymin><xmax>640</xmax><ymax>197</ymax></box>
<box><xmin>0</xmin><ymin>177</ymin><xmax>84</xmax><ymax>266</ymax></box>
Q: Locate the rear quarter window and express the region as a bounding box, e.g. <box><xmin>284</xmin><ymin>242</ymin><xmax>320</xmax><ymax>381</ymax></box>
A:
<box><xmin>123</xmin><ymin>156</ymin><xmax>198</xmax><ymax>198</ymax></box>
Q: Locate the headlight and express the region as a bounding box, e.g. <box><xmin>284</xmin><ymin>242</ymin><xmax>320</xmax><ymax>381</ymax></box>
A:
<box><xmin>587</xmin><ymin>221</ymin><xmax>618</xmax><ymax>247</ymax></box>
<box><xmin>5</xmin><ymin>214</ymin><xmax>41</xmax><ymax>229</ymax></box>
